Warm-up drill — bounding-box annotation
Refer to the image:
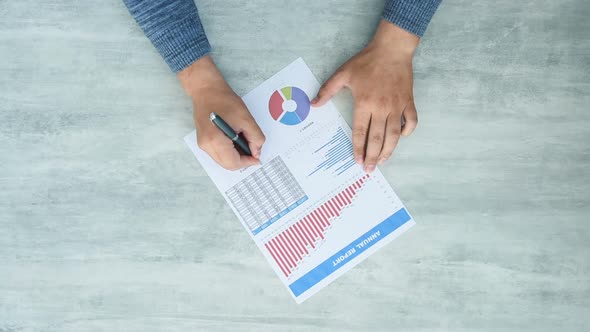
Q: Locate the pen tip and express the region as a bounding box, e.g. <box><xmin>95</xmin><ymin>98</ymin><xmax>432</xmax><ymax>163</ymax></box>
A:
<box><xmin>209</xmin><ymin>113</ymin><xmax>216</xmax><ymax>122</ymax></box>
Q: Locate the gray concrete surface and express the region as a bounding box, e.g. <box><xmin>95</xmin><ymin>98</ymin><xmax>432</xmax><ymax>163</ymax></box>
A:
<box><xmin>1</xmin><ymin>0</ymin><xmax>589</xmax><ymax>331</ymax></box>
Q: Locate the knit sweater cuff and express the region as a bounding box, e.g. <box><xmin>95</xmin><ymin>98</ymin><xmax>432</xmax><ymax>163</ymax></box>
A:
<box><xmin>150</xmin><ymin>11</ymin><xmax>211</xmax><ymax>73</ymax></box>
<box><xmin>382</xmin><ymin>0</ymin><xmax>442</xmax><ymax>37</ymax></box>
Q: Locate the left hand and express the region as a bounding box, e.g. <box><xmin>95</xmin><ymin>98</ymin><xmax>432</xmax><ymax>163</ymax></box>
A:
<box><xmin>312</xmin><ymin>20</ymin><xmax>420</xmax><ymax>173</ymax></box>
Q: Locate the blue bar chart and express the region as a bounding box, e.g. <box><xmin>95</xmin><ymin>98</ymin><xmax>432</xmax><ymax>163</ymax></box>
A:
<box><xmin>308</xmin><ymin>127</ymin><xmax>356</xmax><ymax>176</ymax></box>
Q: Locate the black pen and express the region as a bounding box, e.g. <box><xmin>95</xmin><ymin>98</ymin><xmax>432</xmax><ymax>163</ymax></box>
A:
<box><xmin>209</xmin><ymin>112</ymin><xmax>252</xmax><ymax>156</ymax></box>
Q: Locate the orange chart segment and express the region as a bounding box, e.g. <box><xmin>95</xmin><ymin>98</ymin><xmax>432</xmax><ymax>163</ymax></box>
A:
<box><xmin>265</xmin><ymin>174</ymin><xmax>371</xmax><ymax>277</ymax></box>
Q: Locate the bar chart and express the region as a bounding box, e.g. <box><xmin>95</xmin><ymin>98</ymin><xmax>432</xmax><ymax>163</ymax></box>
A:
<box><xmin>308</xmin><ymin>127</ymin><xmax>356</xmax><ymax>176</ymax></box>
<box><xmin>185</xmin><ymin>59</ymin><xmax>414</xmax><ymax>302</ymax></box>
<box><xmin>264</xmin><ymin>174</ymin><xmax>370</xmax><ymax>277</ymax></box>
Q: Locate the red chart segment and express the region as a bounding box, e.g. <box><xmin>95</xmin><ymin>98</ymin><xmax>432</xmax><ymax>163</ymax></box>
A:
<box><xmin>265</xmin><ymin>174</ymin><xmax>371</xmax><ymax>277</ymax></box>
<box><xmin>269</xmin><ymin>90</ymin><xmax>284</xmax><ymax>120</ymax></box>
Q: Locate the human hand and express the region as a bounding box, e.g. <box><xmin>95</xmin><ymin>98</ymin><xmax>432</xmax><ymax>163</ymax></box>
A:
<box><xmin>312</xmin><ymin>20</ymin><xmax>420</xmax><ymax>173</ymax></box>
<box><xmin>179</xmin><ymin>55</ymin><xmax>265</xmax><ymax>170</ymax></box>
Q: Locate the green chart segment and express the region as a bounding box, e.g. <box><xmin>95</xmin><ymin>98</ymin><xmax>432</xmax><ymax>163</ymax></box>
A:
<box><xmin>281</xmin><ymin>87</ymin><xmax>292</xmax><ymax>100</ymax></box>
<box><xmin>269</xmin><ymin>86</ymin><xmax>311</xmax><ymax>125</ymax></box>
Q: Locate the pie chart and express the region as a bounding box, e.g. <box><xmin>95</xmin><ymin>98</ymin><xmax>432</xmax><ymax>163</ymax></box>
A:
<box><xmin>268</xmin><ymin>86</ymin><xmax>311</xmax><ymax>125</ymax></box>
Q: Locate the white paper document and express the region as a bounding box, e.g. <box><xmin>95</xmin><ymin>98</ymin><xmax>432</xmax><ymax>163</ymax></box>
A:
<box><xmin>184</xmin><ymin>58</ymin><xmax>415</xmax><ymax>303</ymax></box>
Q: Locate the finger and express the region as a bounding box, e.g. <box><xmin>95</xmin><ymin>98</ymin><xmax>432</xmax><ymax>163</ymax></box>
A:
<box><xmin>239</xmin><ymin>155</ymin><xmax>261</xmax><ymax>167</ymax></box>
<box><xmin>209</xmin><ymin>139</ymin><xmax>244</xmax><ymax>171</ymax></box>
<box><xmin>239</xmin><ymin>117</ymin><xmax>266</xmax><ymax>158</ymax></box>
<box><xmin>401</xmin><ymin>99</ymin><xmax>418</xmax><ymax>137</ymax></box>
<box><xmin>311</xmin><ymin>69</ymin><xmax>348</xmax><ymax>107</ymax></box>
<box><xmin>364</xmin><ymin>113</ymin><xmax>387</xmax><ymax>173</ymax></box>
<box><xmin>198</xmin><ymin>130</ymin><xmax>249</xmax><ymax>171</ymax></box>
<box><xmin>378</xmin><ymin>113</ymin><xmax>402</xmax><ymax>165</ymax></box>
<box><xmin>352</xmin><ymin>103</ymin><xmax>371</xmax><ymax>165</ymax></box>
<box><xmin>222</xmin><ymin>109</ymin><xmax>265</xmax><ymax>159</ymax></box>
<box><xmin>215</xmin><ymin>149</ymin><xmax>258</xmax><ymax>170</ymax></box>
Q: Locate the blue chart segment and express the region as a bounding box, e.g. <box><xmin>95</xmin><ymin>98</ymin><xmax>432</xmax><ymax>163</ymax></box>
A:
<box><xmin>308</xmin><ymin>127</ymin><xmax>356</xmax><ymax>176</ymax></box>
<box><xmin>225</xmin><ymin>157</ymin><xmax>308</xmax><ymax>235</ymax></box>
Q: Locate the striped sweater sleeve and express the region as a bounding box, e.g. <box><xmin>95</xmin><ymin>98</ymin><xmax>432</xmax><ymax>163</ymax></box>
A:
<box><xmin>122</xmin><ymin>0</ymin><xmax>441</xmax><ymax>74</ymax></box>
<box><xmin>123</xmin><ymin>0</ymin><xmax>211</xmax><ymax>73</ymax></box>
<box><xmin>383</xmin><ymin>0</ymin><xmax>442</xmax><ymax>37</ymax></box>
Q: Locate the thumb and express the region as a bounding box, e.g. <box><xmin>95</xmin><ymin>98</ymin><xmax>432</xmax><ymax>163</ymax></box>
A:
<box><xmin>401</xmin><ymin>99</ymin><xmax>418</xmax><ymax>137</ymax></box>
<box><xmin>311</xmin><ymin>69</ymin><xmax>348</xmax><ymax>107</ymax></box>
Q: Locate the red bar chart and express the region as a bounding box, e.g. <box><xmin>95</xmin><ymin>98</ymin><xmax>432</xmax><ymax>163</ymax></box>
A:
<box><xmin>264</xmin><ymin>174</ymin><xmax>370</xmax><ymax>277</ymax></box>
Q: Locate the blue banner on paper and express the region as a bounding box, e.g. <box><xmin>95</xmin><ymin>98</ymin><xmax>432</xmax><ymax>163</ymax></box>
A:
<box><xmin>288</xmin><ymin>208</ymin><xmax>411</xmax><ymax>297</ymax></box>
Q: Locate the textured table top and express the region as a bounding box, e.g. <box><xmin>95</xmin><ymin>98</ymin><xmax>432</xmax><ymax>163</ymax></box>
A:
<box><xmin>1</xmin><ymin>0</ymin><xmax>589</xmax><ymax>331</ymax></box>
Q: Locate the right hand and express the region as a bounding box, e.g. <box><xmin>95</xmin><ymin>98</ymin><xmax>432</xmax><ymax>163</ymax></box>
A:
<box><xmin>178</xmin><ymin>56</ymin><xmax>266</xmax><ymax>171</ymax></box>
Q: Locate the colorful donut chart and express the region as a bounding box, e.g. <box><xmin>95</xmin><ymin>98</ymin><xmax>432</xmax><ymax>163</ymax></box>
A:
<box><xmin>268</xmin><ymin>86</ymin><xmax>311</xmax><ymax>125</ymax></box>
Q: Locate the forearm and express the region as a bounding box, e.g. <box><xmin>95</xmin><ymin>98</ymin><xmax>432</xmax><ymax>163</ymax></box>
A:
<box><xmin>370</xmin><ymin>20</ymin><xmax>420</xmax><ymax>58</ymax></box>
<box><xmin>382</xmin><ymin>0</ymin><xmax>442</xmax><ymax>37</ymax></box>
<box><xmin>123</xmin><ymin>0</ymin><xmax>211</xmax><ymax>73</ymax></box>
<box><xmin>178</xmin><ymin>55</ymin><xmax>228</xmax><ymax>100</ymax></box>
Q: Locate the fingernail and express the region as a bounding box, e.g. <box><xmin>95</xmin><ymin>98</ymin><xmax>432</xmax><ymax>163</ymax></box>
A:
<box><xmin>311</xmin><ymin>97</ymin><xmax>318</xmax><ymax>104</ymax></box>
<box><xmin>355</xmin><ymin>155</ymin><xmax>364</xmax><ymax>164</ymax></box>
<box><xmin>365</xmin><ymin>165</ymin><xmax>376</xmax><ymax>173</ymax></box>
<box><xmin>378</xmin><ymin>158</ymin><xmax>386</xmax><ymax>165</ymax></box>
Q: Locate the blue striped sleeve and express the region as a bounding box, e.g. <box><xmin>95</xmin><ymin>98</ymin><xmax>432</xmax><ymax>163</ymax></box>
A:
<box><xmin>123</xmin><ymin>0</ymin><xmax>211</xmax><ymax>73</ymax></box>
<box><xmin>383</xmin><ymin>0</ymin><xmax>442</xmax><ymax>37</ymax></box>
